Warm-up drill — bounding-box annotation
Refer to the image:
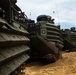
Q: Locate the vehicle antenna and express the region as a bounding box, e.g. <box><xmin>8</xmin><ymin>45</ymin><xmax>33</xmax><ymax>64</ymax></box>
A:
<box><xmin>55</xmin><ymin>2</ymin><xmax>60</xmax><ymax>25</ymax></box>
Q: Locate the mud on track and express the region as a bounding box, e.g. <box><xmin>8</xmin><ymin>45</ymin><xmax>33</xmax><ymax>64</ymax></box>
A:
<box><xmin>23</xmin><ymin>52</ymin><xmax>76</xmax><ymax>75</ymax></box>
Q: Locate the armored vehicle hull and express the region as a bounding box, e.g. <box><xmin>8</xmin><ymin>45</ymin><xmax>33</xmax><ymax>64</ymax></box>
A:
<box><xmin>0</xmin><ymin>0</ymin><xmax>30</xmax><ymax>75</ymax></box>
<box><xmin>62</xmin><ymin>28</ymin><xmax>76</xmax><ymax>51</ymax></box>
<box><xmin>28</xmin><ymin>15</ymin><xmax>63</xmax><ymax>62</ymax></box>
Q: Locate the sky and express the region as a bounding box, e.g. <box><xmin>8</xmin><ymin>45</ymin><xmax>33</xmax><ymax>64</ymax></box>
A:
<box><xmin>17</xmin><ymin>0</ymin><xmax>76</xmax><ymax>29</ymax></box>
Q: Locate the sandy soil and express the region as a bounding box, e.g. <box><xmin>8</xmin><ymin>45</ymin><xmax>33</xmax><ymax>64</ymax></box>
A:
<box><xmin>24</xmin><ymin>52</ymin><xmax>76</xmax><ymax>75</ymax></box>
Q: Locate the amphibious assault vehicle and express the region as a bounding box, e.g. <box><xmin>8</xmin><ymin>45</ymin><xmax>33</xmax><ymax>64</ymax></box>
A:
<box><xmin>1</xmin><ymin>0</ymin><xmax>74</xmax><ymax>74</ymax></box>
<box><xmin>0</xmin><ymin>0</ymin><xmax>30</xmax><ymax>75</ymax></box>
<box><xmin>62</xmin><ymin>27</ymin><xmax>76</xmax><ymax>51</ymax></box>
<box><xmin>28</xmin><ymin>15</ymin><xmax>63</xmax><ymax>62</ymax></box>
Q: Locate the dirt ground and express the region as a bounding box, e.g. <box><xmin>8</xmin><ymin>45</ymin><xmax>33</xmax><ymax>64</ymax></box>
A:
<box><xmin>24</xmin><ymin>52</ymin><xmax>76</xmax><ymax>75</ymax></box>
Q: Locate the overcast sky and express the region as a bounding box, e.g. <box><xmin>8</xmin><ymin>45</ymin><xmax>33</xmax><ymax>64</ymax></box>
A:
<box><xmin>17</xmin><ymin>0</ymin><xmax>76</xmax><ymax>29</ymax></box>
